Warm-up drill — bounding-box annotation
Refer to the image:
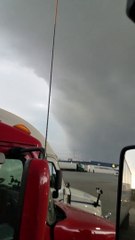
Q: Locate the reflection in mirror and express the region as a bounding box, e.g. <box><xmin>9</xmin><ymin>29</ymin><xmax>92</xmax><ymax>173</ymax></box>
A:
<box><xmin>119</xmin><ymin>149</ymin><xmax>135</xmax><ymax>240</ymax></box>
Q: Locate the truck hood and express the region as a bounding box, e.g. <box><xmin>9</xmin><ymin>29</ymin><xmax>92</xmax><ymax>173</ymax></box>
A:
<box><xmin>70</xmin><ymin>187</ymin><xmax>102</xmax><ymax>216</ymax></box>
<box><xmin>54</xmin><ymin>202</ymin><xmax>115</xmax><ymax>240</ymax></box>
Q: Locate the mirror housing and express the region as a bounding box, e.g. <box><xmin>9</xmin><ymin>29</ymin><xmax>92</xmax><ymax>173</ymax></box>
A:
<box><xmin>116</xmin><ymin>146</ymin><xmax>135</xmax><ymax>239</ymax></box>
<box><xmin>54</xmin><ymin>169</ymin><xmax>62</xmax><ymax>190</ymax></box>
<box><xmin>52</xmin><ymin>190</ymin><xmax>59</xmax><ymax>199</ymax></box>
<box><xmin>0</xmin><ymin>153</ymin><xmax>5</xmax><ymax>164</ymax></box>
<box><xmin>50</xmin><ymin>170</ymin><xmax>62</xmax><ymax>198</ymax></box>
<box><xmin>126</xmin><ymin>0</ymin><xmax>135</xmax><ymax>23</ymax></box>
<box><xmin>51</xmin><ymin>170</ymin><xmax>62</xmax><ymax>199</ymax></box>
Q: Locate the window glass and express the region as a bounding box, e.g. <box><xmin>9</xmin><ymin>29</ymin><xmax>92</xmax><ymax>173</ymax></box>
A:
<box><xmin>49</xmin><ymin>162</ymin><xmax>56</xmax><ymax>176</ymax></box>
<box><xmin>0</xmin><ymin>159</ymin><xmax>23</xmax><ymax>240</ymax></box>
<box><xmin>48</xmin><ymin>161</ymin><xmax>57</xmax><ymax>189</ymax></box>
<box><xmin>47</xmin><ymin>191</ymin><xmax>56</xmax><ymax>226</ymax></box>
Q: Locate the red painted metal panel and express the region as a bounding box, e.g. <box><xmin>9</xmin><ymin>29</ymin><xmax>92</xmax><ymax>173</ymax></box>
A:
<box><xmin>54</xmin><ymin>202</ymin><xmax>115</xmax><ymax>240</ymax></box>
<box><xmin>0</xmin><ymin>122</ymin><xmax>41</xmax><ymax>148</ymax></box>
<box><xmin>19</xmin><ymin>159</ymin><xmax>50</xmax><ymax>240</ymax></box>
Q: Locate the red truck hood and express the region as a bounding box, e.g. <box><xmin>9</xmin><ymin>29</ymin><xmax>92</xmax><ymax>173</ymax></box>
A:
<box><xmin>54</xmin><ymin>202</ymin><xmax>115</xmax><ymax>240</ymax></box>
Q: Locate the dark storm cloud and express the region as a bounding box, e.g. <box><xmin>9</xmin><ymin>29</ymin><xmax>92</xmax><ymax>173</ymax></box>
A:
<box><xmin>0</xmin><ymin>0</ymin><xmax>55</xmax><ymax>78</ymax></box>
<box><xmin>1</xmin><ymin>0</ymin><xmax>135</xmax><ymax>161</ymax></box>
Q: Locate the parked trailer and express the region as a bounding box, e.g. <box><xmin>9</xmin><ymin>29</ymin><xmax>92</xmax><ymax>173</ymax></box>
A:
<box><xmin>59</xmin><ymin>160</ymin><xmax>85</xmax><ymax>172</ymax></box>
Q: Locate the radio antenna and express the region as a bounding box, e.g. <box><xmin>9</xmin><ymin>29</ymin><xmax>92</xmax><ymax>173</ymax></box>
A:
<box><xmin>44</xmin><ymin>0</ymin><xmax>59</xmax><ymax>158</ymax></box>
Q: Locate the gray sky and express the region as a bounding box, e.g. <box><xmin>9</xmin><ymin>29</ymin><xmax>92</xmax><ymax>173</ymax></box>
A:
<box><xmin>0</xmin><ymin>0</ymin><xmax>135</xmax><ymax>162</ymax></box>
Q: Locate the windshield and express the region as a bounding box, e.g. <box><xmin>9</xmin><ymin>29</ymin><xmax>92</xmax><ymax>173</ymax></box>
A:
<box><xmin>0</xmin><ymin>158</ymin><xmax>23</xmax><ymax>240</ymax></box>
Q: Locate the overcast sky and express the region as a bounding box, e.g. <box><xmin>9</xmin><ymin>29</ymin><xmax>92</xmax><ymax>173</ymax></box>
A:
<box><xmin>0</xmin><ymin>0</ymin><xmax>135</xmax><ymax>162</ymax></box>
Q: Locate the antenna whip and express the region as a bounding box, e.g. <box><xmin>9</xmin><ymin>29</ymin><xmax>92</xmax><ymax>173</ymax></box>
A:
<box><xmin>44</xmin><ymin>0</ymin><xmax>59</xmax><ymax>158</ymax></box>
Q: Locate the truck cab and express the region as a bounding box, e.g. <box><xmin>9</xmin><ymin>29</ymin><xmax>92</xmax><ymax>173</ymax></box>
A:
<box><xmin>0</xmin><ymin>121</ymin><xmax>115</xmax><ymax>240</ymax></box>
<box><xmin>0</xmin><ymin>108</ymin><xmax>102</xmax><ymax>217</ymax></box>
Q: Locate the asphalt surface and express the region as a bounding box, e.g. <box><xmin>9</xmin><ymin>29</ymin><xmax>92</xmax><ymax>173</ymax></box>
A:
<box><xmin>62</xmin><ymin>171</ymin><xmax>118</xmax><ymax>223</ymax></box>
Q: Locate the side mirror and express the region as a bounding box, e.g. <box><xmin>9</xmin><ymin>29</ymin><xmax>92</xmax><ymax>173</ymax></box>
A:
<box><xmin>116</xmin><ymin>146</ymin><xmax>135</xmax><ymax>239</ymax></box>
<box><xmin>126</xmin><ymin>0</ymin><xmax>135</xmax><ymax>23</ymax></box>
<box><xmin>65</xmin><ymin>182</ymin><xmax>71</xmax><ymax>204</ymax></box>
<box><xmin>0</xmin><ymin>153</ymin><xmax>5</xmax><ymax>164</ymax></box>
<box><xmin>55</xmin><ymin>169</ymin><xmax>62</xmax><ymax>190</ymax></box>
<box><xmin>51</xmin><ymin>170</ymin><xmax>62</xmax><ymax>199</ymax></box>
<box><xmin>50</xmin><ymin>170</ymin><xmax>62</xmax><ymax>190</ymax></box>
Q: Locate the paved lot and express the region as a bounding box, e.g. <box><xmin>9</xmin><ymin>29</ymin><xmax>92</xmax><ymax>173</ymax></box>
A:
<box><xmin>62</xmin><ymin>171</ymin><xmax>118</xmax><ymax>223</ymax></box>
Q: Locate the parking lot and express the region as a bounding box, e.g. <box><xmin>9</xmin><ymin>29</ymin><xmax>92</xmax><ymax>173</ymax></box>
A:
<box><xmin>63</xmin><ymin>171</ymin><xmax>118</xmax><ymax>223</ymax></box>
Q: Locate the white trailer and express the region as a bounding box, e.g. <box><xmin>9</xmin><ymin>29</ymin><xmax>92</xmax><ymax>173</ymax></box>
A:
<box><xmin>59</xmin><ymin>161</ymin><xmax>78</xmax><ymax>171</ymax></box>
<box><xmin>59</xmin><ymin>161</ymin><xmax>85</xmax><ymax>172</ymax></box>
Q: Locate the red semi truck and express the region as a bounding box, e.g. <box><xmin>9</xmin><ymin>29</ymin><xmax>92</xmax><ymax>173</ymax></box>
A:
<box><xmin>0</xmin><ymin>121</ymin><xmax>115</xmax><ymax>240</ymax></box>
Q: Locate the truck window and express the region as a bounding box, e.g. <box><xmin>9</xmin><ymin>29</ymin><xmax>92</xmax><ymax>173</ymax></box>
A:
<box><xmin>48</xmin><ymin>161</ymin><xmax>57</xmax><ymax>188</ymax></box>
<box><xmin>0</xmin><ymin>158</ymin><xmax>23</xmax><ymax>240</ymax></box>
<box><xmin>49</xmin><ymin>161</ymin><xmax>56</xmax><ymax>176</ymax></box>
